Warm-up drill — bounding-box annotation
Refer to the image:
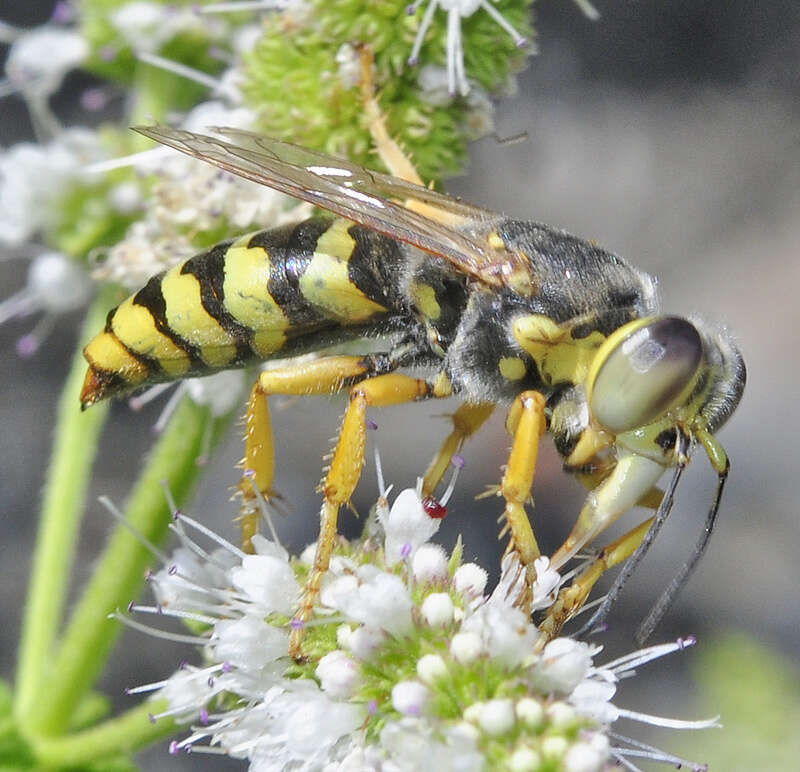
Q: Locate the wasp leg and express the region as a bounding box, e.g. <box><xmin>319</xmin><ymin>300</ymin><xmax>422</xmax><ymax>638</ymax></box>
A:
<box><xmin>290</xmin><ymin>371</ymin><xmax>451</xmax><ymax>658</ymax></box>
<box><xmin>536</xmin><ymin>517</ymin><xmax>654</xmax><ymax>648</ymax></box>
<box><xmin>549</xmin><ymin>452</ymin><xmax>667</xmax><ymax>571</ymax></box>
<box><xmin>495</xmin><ymin>391</ymin><xmax>550</xmax><ymax>610</ymax></box>
<box><xmin>422</xmin><ymin>402</ymin><xmax>495</xmax><ymax>497</ymax></box>
<box><xmin>357</xmin><ymin>45</ymin><xmax>423</xmax><ymax>186</ymax></box>
<box><xmin>238</xmin><ymin>354</ymin><xmax>398</xmax><ymax>551</ymax></box>
<box><xmin>356</xmin><ymin>46</ymin><xmax>468</xmax><ymax>227</ymax></box>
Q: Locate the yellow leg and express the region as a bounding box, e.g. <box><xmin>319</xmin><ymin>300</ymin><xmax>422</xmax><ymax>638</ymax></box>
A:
<box><xmin>549</xmin><ymin>452</ymin><xmax>666</xmax><ymax>570</ymax></box>
<box><xmin>238</xmin><ymin>355</ymin><xmax>394</xmax><ymax>551</ymax></box>
<box><xmin>290</xmin><ymin>371</ymin><xmax>451</xmax><ymax>658</ymax></box>
<box><xmin>421</xmin><ymin>402</ymin><xmax>494</xmax><ymax>497</ymax></box>
<box><xmin>496</xmin><ymin>391</ymin><xmax>548</xmax><ymax>609</ymax></box>
<box><xmin>536</xmin><ymin>517</ymin><xmax>653</xmax><ymax>647</ymax></box>
<box><xmin>356</xmin><ymin>45</ymin><xmax>467</xmax><ymax>227</ymax></box>
<box><xmin>358</xmin><ymin>46</ymin><xmax>423</xmax><ymax>186</ymax></box>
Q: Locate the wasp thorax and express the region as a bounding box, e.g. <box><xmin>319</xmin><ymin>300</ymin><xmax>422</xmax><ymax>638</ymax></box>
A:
<box><xmin>587</xmin><ymin>316</ymin><xmax>703</xmax><ymax>434</ymax></box>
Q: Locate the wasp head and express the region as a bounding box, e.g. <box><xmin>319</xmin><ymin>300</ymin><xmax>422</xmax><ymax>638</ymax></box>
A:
<box><xmin>583</xmin><ymin>315</ymin><xmax>745</xmax><ymax>464</ymax></box>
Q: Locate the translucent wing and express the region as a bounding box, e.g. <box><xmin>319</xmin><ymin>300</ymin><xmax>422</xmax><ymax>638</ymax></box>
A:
<box><xmin>133</xmin><ymin>125</ymin><xmax>528</xmax><ymax>287</ymax></box>
<box><xmin>209</xmin><ymin>126</ymin><xmax>497</xmax><ymax>221</ymax></box>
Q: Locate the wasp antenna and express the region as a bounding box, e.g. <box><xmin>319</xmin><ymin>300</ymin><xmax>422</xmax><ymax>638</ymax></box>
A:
<box><xmin>635</xmin><ymin>469</ymin><xmax>728</xmax><ymax>645</ymax></box>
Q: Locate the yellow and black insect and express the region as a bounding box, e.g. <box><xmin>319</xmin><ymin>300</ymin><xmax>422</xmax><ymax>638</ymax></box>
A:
<box><xmin>80</xmin><ymin>104</ymin><xmax>744</xmax><ymax>655</ymax></box>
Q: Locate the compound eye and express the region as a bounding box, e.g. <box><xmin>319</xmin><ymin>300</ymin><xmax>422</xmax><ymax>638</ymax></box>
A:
<box><xmin>589</xmin><ymin>317</ymin><xmax>703</xmax><ymax>433</ymax></box>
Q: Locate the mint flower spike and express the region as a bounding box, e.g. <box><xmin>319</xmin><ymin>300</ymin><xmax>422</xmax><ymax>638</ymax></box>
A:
<box><xmin>407</xmin><ymin>0</ymin><xmax>529</xmax><ymax>96</ymax></box>
<box><xmin>126</xmin><ymin>473</ymin><xmax>718</xmax><ymax>770</ymax></box>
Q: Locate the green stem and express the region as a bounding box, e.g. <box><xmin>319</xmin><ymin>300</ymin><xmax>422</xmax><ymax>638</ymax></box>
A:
<box><xmin>14</xmin><ymin>286</ymin><xmax>118</xmax><ymax>721</ymax></box>
<box><xmin>32</xmin><ymin>699</ymin><xmax>174</xmax><ymax>768</ymax></box>
<box><xmin>26</xmin><ymin>397</ymin><xmax>232</xmax><ymax>736</ymax></box>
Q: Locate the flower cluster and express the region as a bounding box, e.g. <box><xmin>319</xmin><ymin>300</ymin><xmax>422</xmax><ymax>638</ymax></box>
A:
<box><xmin>128</xmin><ymin>482</ymin><xmax>717</xmax><ymax>771</ymax></box>
<box><xmin>0</xmin><ymin>0</ymin><xmax>537</xmax><ymax>355</ymax></box>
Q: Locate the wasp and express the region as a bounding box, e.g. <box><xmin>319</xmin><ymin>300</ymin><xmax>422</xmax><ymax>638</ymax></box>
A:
<box><xmin>80</xmin><ymin>82</ymin><xmax>744</xmax><ymax>656</ymax></box>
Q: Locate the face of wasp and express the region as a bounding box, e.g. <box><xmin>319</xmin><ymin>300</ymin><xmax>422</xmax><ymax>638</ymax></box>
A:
<box><xmin>581</xmin><ymin>314</ymin><xmax>745</xmax><ymax>464</ymax></box>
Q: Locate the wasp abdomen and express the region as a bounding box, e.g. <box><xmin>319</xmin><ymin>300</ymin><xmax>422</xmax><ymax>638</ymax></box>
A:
<box><xmin>80</xmin><ymin>217</ymin><xmax>403</xmax><ymax>406</ymax></box>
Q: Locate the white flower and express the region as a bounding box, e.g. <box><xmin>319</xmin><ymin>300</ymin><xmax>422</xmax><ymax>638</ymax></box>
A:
<box><xmin>563</xmin><ymin>740</ymin><xmax>606</xmax><ymax>772</ymax></box>
<box><xmin>509</xmin><ymin>747</ymin><xmax>541</xmax><ymax>772</ymax></box>
<box><xmin>391</xmin><ymin>680</ymin><xmax>429</xmax><ymax>716</ymax></box>
<box><xmin>515</xmin><ymin>697</ymin><xmax>544</xmax><ymax>729</ymax></box>
<box><xmin>379</xmin><ymin>487</ymin><xmax>441</xmax><ymax>565</ymax></box>
<box><xmin>416</xmin><ymin>653</ymin><xmax>448</xmax><ymax>685</ymax></box>
<box><xmin>230</xmin><ymin>552</ymin><xmax>299</xmax><ymax>617</ymax></box>
<box><xmin>4</xmin><ymin>26</ymin><xmax>87</xmax><ymax>100</ymax></box>
<box><xmin>534</xmin><ymin>637</ymin><xmax>595</xmax><ymax>694</ymax></box>
<box><xmin>453</xmin><ymin>562</ymin><xmax>488</xmax><ymax>599</ymax></box>
<box><xmin>110</xmin><ymin>2</ymin><xmax>222</xmax><ymax>55</ymax></box>
<box><xmin>321</xmin><ymin>569</ymin><xmax>414</xmax><ymax>638</ymax></box>
<box><xmin>237</xmin><ymin>681</ymin><xmax>365</xmax><ymax>769</ymax></box>
<box><xmin>92</xmin><ymin>101</ymin><xmax>308</xmax><ymax>290</ymax></box>
<box><xmin>346</xmin><ymin>625</ymin><xmax>385</xmax><ymax>660</ymax></box>
<box><xmin>150</xmin><ymin>545</ymin><xmax>238</xmax><ymax>610</ymax></box>
<box><xmin>126</xmin><ymin>487</ymin><xmax>717</xmax><ymax>771</ymax></box>
<box><xmin>450</xmin><ymin>630</ymin><xmax>483</xmax><ymax>663</ymax></box>
<box><xmin>317</xmin><ymin>650</ymin><xmax>361</xmax><ymax>699</ymax></box>
<box><xmin>212</xmin><ymin>615</ymin><xmax>289</xmax><ymax>673</ymax></box>
<box><xmin>461</xmin><ymin>601</ymin><xmax>536</xmax><ymax>668</ymax></box>
<box><xmin>335</xmin><ymin>43</ymin><xmax>360</xmax><ymax>89</ymax></box>
<box><xmin>378</xmin><ymin>719</ymin><xmax>484</xmax><ymax>771</ymax></box>
<box><xmin>420</xmin><ymin>591</ymin><xmax>455</xmax><ymax>626</ymax></box>
<box><xmin>407</xmin><ymin>0</ymin><xmax>528</xmax><ymax>96</ymax></box>
<box><xmin>0</xmin><ymin>129</ymin><xmax>105</xmax><ymax>247</ymax></box>
<box><xmin>531</xmin><ymin>555</ymin><xmax>561</xmax><ymax>609</ymax></box>
<box><xmin>478</xmin><ymin>698</ymin><xmax>515</xmax><ymax>736</ymax></box>
<box><xmin>412</xmin><ymin>543</ymin><xmax>449</xmax><ymax>583</ymax></box>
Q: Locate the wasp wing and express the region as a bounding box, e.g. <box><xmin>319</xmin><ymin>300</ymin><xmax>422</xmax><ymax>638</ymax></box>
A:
<box><xmin>210</xmin><ymin>126</ymin><xmax>499</xmax><ymax>222</ymax></box>
<box><xmin>133</xmin><ymin>126</ymin><xmax>515</xmax><ymax>287</ymax></box>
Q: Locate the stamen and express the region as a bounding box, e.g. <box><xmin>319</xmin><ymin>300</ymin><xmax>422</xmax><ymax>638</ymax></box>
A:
<box><xmin>128</xmin><ymin>602</ymin><xmax>217</xmax><ymax>626</ymax></box>
<box><xmin>611</xmin><ymin>732</ymin><xmax>709</xmax><ymax>771</ymax></box>
<box><xmin>446</xmin><ymin>7</ymin><xmax>460</xmax><ymax>95</ymax></box>
<box><xmin>153</xmin><ymin>384</ymin><xmax>187</xmax><ymax>433</ymax></box>
<box><xmin>245</xmin><ymin>475</ymin><xmax>282</xmax><ymax>546</ymax></box>
<box><xmin>572</xmin><ymin>0</ymin><xmax>601</xmax><ymax>21</ymax></box>
<box><xmin>176</xmin><ymin>743</ymin><xmax>228</xmax><ymax>755</ymax></box>
<box><xmin>407</xmin><ymin>0</ymin><xmax>439</xmax><ymax>66</ymax></box>
<box><xmin>373</xmin><ymin>443</ymin><xmax>386</xmax><ymax>497</ymax></box>
<box><xmin>603</xmin><ymin>637</ymin><xmax>697</xmax><ymax>674</ymax></box>
<box><xmin>160</xmin><ymin>479</ymin><xmax>180</xmax><ymax>519</ymax></box>
<box><xmin>83</xmin><ymin>148</ymin><xmax>167</xmax><ymax>175</ymax></box>
<box><xmin>480</xmin><ymin>1</ymin><xmax>528</xmax><ymax>46</ymax></box>
<box><xmin>195</xmin><ymin>418</ymin><xmax>214</xmax><ymax>466</ymax></box>
<box><xmin>16</xmin><ymin>315</ymin><xmax>55</xmax><ymax>358</ymax></box>
<box><xmin>129</xmin><ymin>383</ymin><xmax>173</xmax><ymax>411</ymax></box>
<box><xmin>137</xmin><ymin>52</ymin><xmax>224</xmax><ymax>93</ymax></box>
<box><xmin>198</xmin><ymin>0</ymin><xmax>290</xmax><ymax>12</ymax></box>
<box><xmin>109</xmin><ymin>610</ymin><xmax>209</xmax><ymax>645</ymax></box>
<box><xmin>98</xmin><ymin>495</ymin><xmax>170</xmax><ymax>564</ymax></box>
<box><xmin>172</xmin><ymin>512</ymin><xmax>247</xmax><ymax>560</ymax></box>
<box><xmin>440</xmin><ymin>454</ymin><xmax>464</xmax><ymax>505</ymax></box>
<box><xmin>615</xmin><ymin>708</ymin><xmax>720</xmax><ymax>730</ymax></box>
<box><xmin>126</xmin><ymin>662</ymin><xmax>225</xmax><ymax>695</ymax></box>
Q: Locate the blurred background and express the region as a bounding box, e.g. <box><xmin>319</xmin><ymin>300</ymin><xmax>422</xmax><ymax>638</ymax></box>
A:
<box><xmin>2</xmin><ymin>1</ymin><xmax>799</xmax><ymax>769</ymax></box>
